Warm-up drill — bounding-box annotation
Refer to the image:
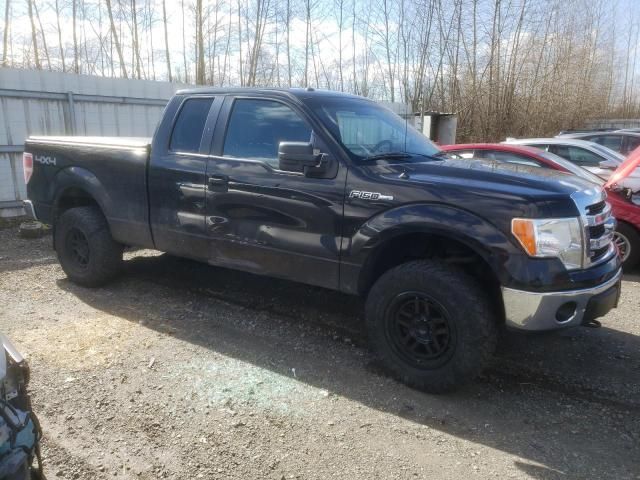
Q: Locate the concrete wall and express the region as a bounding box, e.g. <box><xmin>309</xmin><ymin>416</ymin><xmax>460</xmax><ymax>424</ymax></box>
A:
<box><xmin>0</xmin><ymin>68</ymin><xmax>188</xmax><ymax>217</ymax></box>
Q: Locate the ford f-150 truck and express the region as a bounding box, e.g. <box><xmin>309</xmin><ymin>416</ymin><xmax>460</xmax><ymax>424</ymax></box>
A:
<box><xmin>23</xmin><ymin>88</ymin><xmax>623</xmax><ymax>392</ymax></box>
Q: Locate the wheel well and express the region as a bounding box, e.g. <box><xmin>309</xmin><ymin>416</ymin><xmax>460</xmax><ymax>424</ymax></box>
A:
<box><xmin>360</xmin><ymin>233</ymin><xmax>505</xmax><ymax>322</ymax></box>
<box><xmin>55</xmin><ymin>187</ymin><xmax>100</xmax><ymax>223</ymax></box>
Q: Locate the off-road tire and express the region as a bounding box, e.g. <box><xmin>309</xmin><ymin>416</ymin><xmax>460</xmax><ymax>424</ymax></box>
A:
<box><xmin>55</xmin><ymin>206</ymin><xmax>123</xmax><ymax>287</ymax></box>
<box><xmin>615</xmin><ymin>222</ymin><xmax>640</xmax><ymax>271</ymax></box>
<box><xmin>365</xmin><ymin>260</ymin><xmax>497</xmax><ymax>393</ymax></box>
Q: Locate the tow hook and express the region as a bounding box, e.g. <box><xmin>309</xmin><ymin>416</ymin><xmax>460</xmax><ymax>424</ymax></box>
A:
<box><xmin>584</xmin><ymin>319</ymin><xmax>602</xmax><ymax>328</ymax></box>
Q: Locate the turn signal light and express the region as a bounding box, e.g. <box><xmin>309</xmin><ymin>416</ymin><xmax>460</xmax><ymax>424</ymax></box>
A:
<box><xmin>511</xmin><ymin>218</ymin><xmax>537</xmax><ymax>255</ymax></box>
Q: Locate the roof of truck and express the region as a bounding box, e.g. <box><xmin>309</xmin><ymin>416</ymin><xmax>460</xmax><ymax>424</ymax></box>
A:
<box><xmin>174</xmin><ymin>86</ymin><xmax>366</xmax><ymax>101</ymax></box>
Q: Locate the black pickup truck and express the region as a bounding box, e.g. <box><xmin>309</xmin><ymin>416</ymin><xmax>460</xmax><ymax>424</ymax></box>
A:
<box><xmin>23</xmin><ymin>88</ymin><xmax>622</xmax><ymax>392</ymax></box>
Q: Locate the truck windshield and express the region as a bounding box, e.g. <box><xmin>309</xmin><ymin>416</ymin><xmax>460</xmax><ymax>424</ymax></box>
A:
<box><xmin>304</xmin><ymin>96</ymin><xmax>441</xmax><ymax>161</ymax></box>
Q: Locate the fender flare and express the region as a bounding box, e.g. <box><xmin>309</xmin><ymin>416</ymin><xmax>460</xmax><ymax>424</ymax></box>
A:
<box><xmin>51</xmin><ymin>166</ymin><xmax>114</xmax><ymax>223</ymax></box>
<box><xmin>346</xmin><ymin>203</ymin><xmax>521</xmax><ymax>293</ymax></box>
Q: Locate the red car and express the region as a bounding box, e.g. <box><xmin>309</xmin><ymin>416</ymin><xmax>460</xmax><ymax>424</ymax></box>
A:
<box><xmin>441</xmin><ymin>143</ymin><xmax>640</xmax><ymax>269</ymax></box>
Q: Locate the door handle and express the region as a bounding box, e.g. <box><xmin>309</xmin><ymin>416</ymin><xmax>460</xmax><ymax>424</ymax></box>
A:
<box><xmin>208</xmin><ymin>175</ymin><xmax>229</xmax><ymax>192</ymax></box>
<box><xmin>208</xmin><ymin>175</ymin><xmax>228</xmax><ymax>186</ymax></box>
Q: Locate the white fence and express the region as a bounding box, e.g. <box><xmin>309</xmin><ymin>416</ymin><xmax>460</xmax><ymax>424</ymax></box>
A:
<box><xmin>0</xmin><ymin>68</ymin><xmax>188</xmax><ymax>217</ymax></box>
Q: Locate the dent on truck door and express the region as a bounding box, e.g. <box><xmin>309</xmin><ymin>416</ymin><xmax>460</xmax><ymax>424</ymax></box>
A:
<box><xmin>203</xmin><ymin>97</ymin><xmax>346</xmax><ymax>289</ymax></box>
<box><xmin>148</xmin><ymin>96</ymin><xmax>223</xmax><ymax>259</ymax></box>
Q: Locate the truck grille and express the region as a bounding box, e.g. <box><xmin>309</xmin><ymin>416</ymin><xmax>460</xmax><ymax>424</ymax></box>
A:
<box><xmin>586</xmin><ymin>201</ymin><xmax>606</xmax><ymax>216</ymax></box>
<box><xmin>583</xmin><ymin>200</ymin><xmax>615</xmax><ymax>266</ymax></box>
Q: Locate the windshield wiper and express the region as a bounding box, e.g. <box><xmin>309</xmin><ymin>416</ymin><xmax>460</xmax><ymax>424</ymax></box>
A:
<box><xmin>363</xmin><ymin>152</ymin><xmax>414</xmax><ymax>161</ymax></box>
<box><xmin>363</xmin><ymin>151</ymin><xmax>441</xmax><ymax>162</ymax></box>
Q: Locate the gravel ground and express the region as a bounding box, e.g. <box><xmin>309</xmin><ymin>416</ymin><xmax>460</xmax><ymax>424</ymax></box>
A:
<box><xmin>0</xmin><ymin>225</ymin><xmax>639</xmax><ymax>480</ymax></box>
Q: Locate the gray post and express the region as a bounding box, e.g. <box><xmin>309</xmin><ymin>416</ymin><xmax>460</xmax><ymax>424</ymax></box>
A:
<box><xmin>66</xmin><ymin>91</ymin><xmax>77</xmax><ymax>134</ymax></box>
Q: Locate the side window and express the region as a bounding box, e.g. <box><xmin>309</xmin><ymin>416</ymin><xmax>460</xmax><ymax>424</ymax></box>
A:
<box><xmin>587</xmin><ymin>135</ymin><xmax>623</xmax><ymax>153</ymax></box>
<box><xmin>551</xmin><ymin>145</ymin><xmax>602</xmax><ymax>167</ymax></box>
<box><xmin>625</xmin><ymin>136</ymin><xmax>640</xmax><ymax>155</ymax></box>
<box><xmin>223</xmin><ymin>99</ymin><xmax>312</xmax><ymax>167</ymax></box>
<box><xmin>169</xmin><ymin>97</ymin><xmax>214</xmax><ymax>153</ymax></box>
<box><xmin>483</xmin><ymin>150</ymin><xmax>544</xmax><ymax>167</ymax></box>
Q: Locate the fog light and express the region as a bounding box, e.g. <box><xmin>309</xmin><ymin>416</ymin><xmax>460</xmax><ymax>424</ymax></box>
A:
<box><xmin>556</xmin><ymin>302</ymin><xmax>577</xmax><ymax>322</ymax></box>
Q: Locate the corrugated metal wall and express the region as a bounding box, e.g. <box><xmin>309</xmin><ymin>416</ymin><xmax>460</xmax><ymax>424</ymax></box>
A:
<box><xmin>0</xmin><ymin>68</ymin><xmax>188</xmax><ymax>216</ymax></box>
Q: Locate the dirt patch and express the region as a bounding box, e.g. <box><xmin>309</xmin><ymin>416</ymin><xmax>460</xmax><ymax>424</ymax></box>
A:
<box><xmin>1</xmin><ymin>226</ymin><xmax>639</xmax><ymax>479</ymax></box>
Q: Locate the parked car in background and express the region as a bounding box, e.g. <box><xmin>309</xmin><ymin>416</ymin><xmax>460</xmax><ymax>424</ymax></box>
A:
<box><xmin>0</xmin><ymin>334</ymin><xmax>44</xmax><ymax>479</ymax></box>
<box><xmin>503</xmin><ymin>137</ymin><xmax>640</xmax><ymax>192</ymax></box>
<box><xmin>617</xmin><ymin>128</ymin><xmax>640</xmax><ymax>133</ymax></box>
<box><xmin>557</xmin><ymin>130</ymin><xmax>640</xmax><ymax>156</ymax></box>
<box><xmin>441</xmin><ymin>143</ymin><xmax>640</xmax><ymax>269</ymax></box>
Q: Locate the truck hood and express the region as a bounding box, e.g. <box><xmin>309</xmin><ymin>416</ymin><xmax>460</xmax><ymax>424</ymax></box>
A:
<box><xmin>379</xmin><ymin>158</ymin><xmax>596</xmax><ymax>197</ymax></box>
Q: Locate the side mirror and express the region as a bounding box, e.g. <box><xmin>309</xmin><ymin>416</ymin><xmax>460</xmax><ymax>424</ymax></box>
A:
<box><xmin>278</xmin><ymin>142</ymin><xmax>329</xmax><ymax>175</ymax></box>
<box><xmin>599</xmin><ymin>160</ymin><xmax>617</xmax><ymax>169</ymax></box>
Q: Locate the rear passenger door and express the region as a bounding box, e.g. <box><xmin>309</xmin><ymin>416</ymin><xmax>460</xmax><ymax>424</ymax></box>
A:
<box><xmin>203</xmin><ymin>96</ymin><xmax>346</xmax><ymax>289</ymax></box>
<box><xmin>148</xmin><ymin>95</ymin><xmax>223</xmax><ymax>259</ymax></box>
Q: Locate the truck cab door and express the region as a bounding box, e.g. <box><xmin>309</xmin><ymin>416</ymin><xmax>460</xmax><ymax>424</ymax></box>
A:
<box><xmin>203</xmin><ymin>96</ymin><xmax>346</xmax><ymax>289</ymax></box>
<box><xmin>148</xmin><ymin>96</ymin><xmax>224</xmax><ymax>259</ymax></box>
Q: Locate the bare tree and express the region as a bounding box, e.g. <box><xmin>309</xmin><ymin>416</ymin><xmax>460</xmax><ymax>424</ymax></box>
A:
<box><xmin>54</xmin><ymin>0</ymin><xmax>66</xmax><ymax>71</ymax></box>
<box><xmin>27</xmin><ymin>0</ymin><xmax>41</xmax><ymax>69</ymax></box>
<box><xmin>72</xmin><ymin>0</ymin><xmax>79</xmax><ymax>72</ymax></box>
<box><xmin>106</xmin><ymin>0</ymin><xmax>128</xmax><ymax>78</ymax></box>
<box><xmin>162</xmin><ymin>0</ymin><xmax>172</xmax><ymax>81</ymax></box>
<box><xmin>195</xmin><ymin>0</ymin><xmax>205</xmax><ymax>84</ymax></box>
<box><xmin>2</xmin><ymin>0</ymin><xmax>10</xmax><ymax>66</ymax></box>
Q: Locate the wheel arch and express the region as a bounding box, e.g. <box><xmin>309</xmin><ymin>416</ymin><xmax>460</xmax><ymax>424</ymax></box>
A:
<box><xmin>348</xmin><ymin>204</ymin><xmax>516</xmax><ymax>323</ymax></box>
<box><xmin>52</xmin><ymin>167</ymin><xmax>114</xmax><ymax>248</ymax></box>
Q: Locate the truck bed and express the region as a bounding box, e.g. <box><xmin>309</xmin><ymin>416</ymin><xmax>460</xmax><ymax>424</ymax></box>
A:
<box><xmin>25</xmin><ymin>135</ymin><xmax>154</xmax><ymax>249</ymax></box>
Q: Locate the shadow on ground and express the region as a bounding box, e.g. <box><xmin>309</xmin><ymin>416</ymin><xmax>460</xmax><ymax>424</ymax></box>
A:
<box><xmin>55</xmin><ymin>253</ymin><xmax>640</xmax><ymax>479</ymax></box>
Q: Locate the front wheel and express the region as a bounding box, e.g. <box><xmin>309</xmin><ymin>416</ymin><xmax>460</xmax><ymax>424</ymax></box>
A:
<box><xmin>55</xmin><ymin>206</ymin><xmax>123</xmax><ymax>287</ymax></box>
<box><xmin>614</xmin><ymin>222</ymin><xmax>640</xmax><ymax>270</ymax></box>
<box><xmin>365</xmin><ymin>260</ymin><xmax>497</xmax><ymax>393</ymax></box>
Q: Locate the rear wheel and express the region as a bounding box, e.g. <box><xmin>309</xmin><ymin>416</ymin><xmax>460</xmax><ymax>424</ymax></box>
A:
<box><xmin>55</xmin><ymin>206</ymin><xmax>123</xmax><ymax>287</ymax></box>
<box><xmin>365</xmin><ymin>260</ymin><xmax>497</xmax><ymax>393</ymax></box>
<box><xmin>614</xmin><ymin>222</ymin><xmax>640</xmax><ymax>270</ymax></box>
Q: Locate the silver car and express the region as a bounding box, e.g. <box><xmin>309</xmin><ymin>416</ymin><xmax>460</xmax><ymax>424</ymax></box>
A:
<box><xmin>504</xmin><ymin>137</ymin><xmax>640</xmax><ymax>193</ymax></box>
<box><xmin>557</xmin><ymin>130</ymin><xmax>640</xmax><ymax>156</ymax></box>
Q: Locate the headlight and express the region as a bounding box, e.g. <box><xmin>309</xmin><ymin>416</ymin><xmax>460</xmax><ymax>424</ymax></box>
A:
<box><xmin>511</xmin><ymin>217</ymin><xmax>583</xmax><ymax>270</ymax></box>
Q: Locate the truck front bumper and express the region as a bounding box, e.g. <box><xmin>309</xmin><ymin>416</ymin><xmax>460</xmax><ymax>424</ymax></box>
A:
<box><xmin>502</xmin><ymin>268</ymin><xmax>623</xmax><ymax>331</ymax></box>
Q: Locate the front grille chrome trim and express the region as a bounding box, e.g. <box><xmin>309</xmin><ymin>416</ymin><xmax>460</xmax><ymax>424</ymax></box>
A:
<box><xmin>571</xmin><ymin>187</ymin><xmax>617</xmax><ymax>268</ymax></box>
<box><xmin>584</xmin><ymin>203</ymin><xmax>612</xmax><ymax>227</ymax></box>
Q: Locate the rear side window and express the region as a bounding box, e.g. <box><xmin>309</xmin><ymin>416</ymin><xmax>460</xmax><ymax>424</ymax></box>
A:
<box><xmin>586</xmin><ymin>135</ymin><xmax>623</xmax><ymax>153</ymax></box>
<box><xmin>550</xmin><ymin>145</ymin><xmax>602</xmax><ymax>166</ymax></box>
<box><xmin>625</xmin><ymin>136</ymin><xmax>640</xmax><ymax>155</ymax></box>
<box><xmin>223</xmin><ymin>99</ymin><xmax>312</xmax><ymax>167</ymax></box>
<box><xmin>169</xmin><ymin>97</ymin><xmax>214</xmax><ymax>153</ymax></box>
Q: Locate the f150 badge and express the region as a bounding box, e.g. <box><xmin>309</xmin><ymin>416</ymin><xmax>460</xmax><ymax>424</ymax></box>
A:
<box><xmin>349</xmin><ymin>190</ymin><xmax>394</xmax><ymax>201</ymax></box>
<box><xmin>35</xmin><ymin>155</ymin><xmax>56</xmax><ymax>166</ymax></box>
